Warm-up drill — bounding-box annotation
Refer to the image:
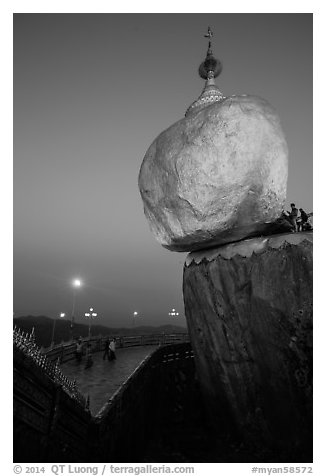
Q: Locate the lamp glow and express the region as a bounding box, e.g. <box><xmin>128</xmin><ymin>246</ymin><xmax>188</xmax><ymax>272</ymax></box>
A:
<box><xmin>84</xmin><ymin>307</ymin><xmax>99</xmax><ymax>338</ymax></box>
<box><xmin>51</xmin><ymin>312</ymin><xmax>66</xmax><ymax>347</ymax></box>
<box><xmin>70</xmin><ymin>278</ymin><xmax>82</xmax><ymax>339</ymax></box>
<box><xmin>132</xmin><ymin>311</ymin><xmax>139</xmax><ymax>327</ymax></box>
<box><xmin>168</xmin><ymin>308</ymin><xmax>180</xmax><ymax>317</ymax></box>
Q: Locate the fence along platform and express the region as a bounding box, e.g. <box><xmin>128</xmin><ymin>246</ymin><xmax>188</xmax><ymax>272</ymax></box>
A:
<box><xmin>43</xmin><ymin>332</ymin><xmax>190</xmax><ymax>363</ymax></box>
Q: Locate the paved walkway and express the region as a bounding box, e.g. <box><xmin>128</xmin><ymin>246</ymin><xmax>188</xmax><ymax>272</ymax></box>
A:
<box><xmin>61</xmin><ymin>345</ymin><xmax>157</xmax><ymax>415</ymax></box>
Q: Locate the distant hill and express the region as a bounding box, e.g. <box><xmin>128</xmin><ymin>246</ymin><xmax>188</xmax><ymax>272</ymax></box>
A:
<box><xmin>13</xmin><ymin>315</ymin><xmax>188</xmax><ymax>348</ymax></box>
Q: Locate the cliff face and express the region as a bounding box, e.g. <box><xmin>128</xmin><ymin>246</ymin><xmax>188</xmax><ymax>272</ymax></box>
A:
<box><xmin>183</xmin><ymin>232</ymin><xmax>312</xmax><ymax>460</ymax></box>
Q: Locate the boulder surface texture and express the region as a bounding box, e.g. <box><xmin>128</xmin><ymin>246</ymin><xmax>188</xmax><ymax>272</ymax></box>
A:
<box><xmin>183</xmin><ymin>232</ymin><xmax>312</xmax><ymax>461</ymax></box>
<box><xmin>139</xmin><ymin>95</ymin><xmax>288</xmax><ymax>252</ymax></box>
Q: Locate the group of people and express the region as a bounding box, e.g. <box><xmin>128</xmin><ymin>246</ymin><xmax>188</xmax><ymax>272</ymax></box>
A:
<box><xmin>283</xmin><ymin>203</ymin><xmax>312</xmax><ymax>233</ymax></box>
<box><xmin>74</xmin><ymin>336</ymin><xmax>117</xmax><ymax>368</ymax></box>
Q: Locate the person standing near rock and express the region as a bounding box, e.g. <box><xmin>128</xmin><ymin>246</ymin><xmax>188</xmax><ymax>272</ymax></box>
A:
<box><xmin>288</xmin><ymin>203</ymin><xmax>298</xmax><ymax>232</ymax></box>
<box><xmin>109</xmin><ymin>338</ymin><xmax>117</xmax><ymax>361</ymax></box>
<box><xmin>85</xmin><ymin>342</ymin><xmax>93</xmax><ymax>369</ymax></box>
<box><xmin>103</xmin><ymin>338</ymin><xmax>110</xmax><ymax>360</ymax></box>
<box><xmin>298</xmin><ymin>208</ymin><xmax>309</xmax><ymax>231</ymax></box>
<box><xmin>75</xmin><ymin>338</ymin><xmax>83</xmax><ymax>362</ymax></box>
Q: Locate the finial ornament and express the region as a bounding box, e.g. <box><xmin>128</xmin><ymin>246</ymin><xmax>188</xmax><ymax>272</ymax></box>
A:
<box><xmin>204</xmin><ymin>26</ymin><xmax>213</xmax><ymax>39</ymax></box>
<box><xmin>204</xmin><ymin>26</ymin><xmax>213</xmax><ymax>51</ymax></box>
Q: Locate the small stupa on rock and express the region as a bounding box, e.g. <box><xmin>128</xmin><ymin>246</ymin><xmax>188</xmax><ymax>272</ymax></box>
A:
<box><xmin>139</xmin><ymin>27</ymin><xmax>288</xmax><ymax>252</ymax></box>
<box><xmin>185</xmin><ymin>26</ymin><xmax>225</xmax><ymax>116</ymax></box>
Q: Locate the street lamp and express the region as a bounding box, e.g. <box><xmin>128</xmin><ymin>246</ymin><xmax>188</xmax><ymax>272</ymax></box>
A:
<box><xmin>133</xmin><ymin>311</ymin><xmax>139</xmax><ymax>327</ymax></box>
<box><xmin>168</xmin><ymin>308</ymin><xmax>179</xmax><ymax>316</ymax></box>
<box><xmin>84</xmin><ymin>307</ymin><xmax>98</xmax><ymax>339</ymax></box>
<box><xmin>51</xmin><ymin>312</ymin><xmax>65</xmax><ymax>347</ymax></box>
<box><xmin>70</xmin><ymin>278</ymin><xmax>82</xmax><ymax>340</ymax></box>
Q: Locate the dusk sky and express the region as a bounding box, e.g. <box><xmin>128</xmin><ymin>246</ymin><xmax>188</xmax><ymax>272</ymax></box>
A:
<box><xmin>13</xmin><ymin>13</ymin><xmax>312</xmax><ymax>328</ymax></box>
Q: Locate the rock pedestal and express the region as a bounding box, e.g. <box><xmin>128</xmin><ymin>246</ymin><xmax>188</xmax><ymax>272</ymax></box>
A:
<box><xmin>183</xmin><ymin>232</ymin><xmax>312</xmax><ymax>460</ymax></box>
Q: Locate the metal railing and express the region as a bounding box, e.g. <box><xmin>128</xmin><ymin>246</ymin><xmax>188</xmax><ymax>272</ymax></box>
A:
<box><xmin>13</xmin><ymin>326</ymin><xmax>87</xmax><ymax>408</ymax></box>
<box><xmin>43</xmin><ymin>332</ymin><xmax>190</xmax><ymax>363</ymax></box>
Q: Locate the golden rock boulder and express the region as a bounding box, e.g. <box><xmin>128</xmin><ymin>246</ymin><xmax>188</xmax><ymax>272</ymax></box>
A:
<box><xmin>139</xmin><ymin>94</ymin><xmax>288</xmax><ymax>252</ymax></box>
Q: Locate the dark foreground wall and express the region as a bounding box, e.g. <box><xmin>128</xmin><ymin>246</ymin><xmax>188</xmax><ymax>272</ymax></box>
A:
<box><xmin>183</xmin><ymin>232</ymin><xmax>313</xmax><ymax>461</ymax></box>
<box><xmin>93</xmin><ymin>344</ymin><xmax>197</xmax><ymax>462</ymax></box>
<box><xmin>13</xmin><ymin>348</ymin><xmax>92</xmax><ymax>462</ymax></box>
<box><xmin>14</xmin><ymin>343</ymin><xmax>199</xmax><ymax>463</ymax></box>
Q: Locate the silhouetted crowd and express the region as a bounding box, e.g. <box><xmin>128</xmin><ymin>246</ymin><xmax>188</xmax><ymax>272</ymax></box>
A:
<box><xmin>282</xmin><ymin>203</ymin><xmax>313</xmax><ymax>233</ymax></box>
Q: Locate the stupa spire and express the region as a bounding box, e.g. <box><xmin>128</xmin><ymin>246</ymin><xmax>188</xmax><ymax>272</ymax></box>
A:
<box><xmin>185</xmin><ymin>26</ymin><xmax>225</xmax><ymax>116</ymax></box>
<box><xmin>199</xmin><ymin>26</ymin><xmax>222</xmax><ymax>80</ymax></box>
